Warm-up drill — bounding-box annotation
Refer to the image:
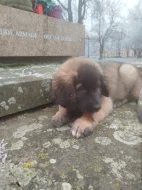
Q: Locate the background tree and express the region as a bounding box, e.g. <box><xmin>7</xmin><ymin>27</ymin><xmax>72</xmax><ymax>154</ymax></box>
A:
<box><xmin>56</xmin><ymin>0</ymin><xmax>73</xmax><ymax>22</ymax></box>
<box><xmin>109</xmin><ymin>24</ymin><xmax>126</xmax><ymax>57</ymax></box>
<box><xmin>56</xmin><ymin>0</ymin><xmax>89</xmax><ymax>23</ymax></box>
<box><xmin>128</xmin><ymin>0</ymin><xmax>142</xmax><ymax>58</ymax></box>
<box><xmin>91</xmin><ymin>0</ymin><xmax>123</xmax><ymax>59</ymax></box>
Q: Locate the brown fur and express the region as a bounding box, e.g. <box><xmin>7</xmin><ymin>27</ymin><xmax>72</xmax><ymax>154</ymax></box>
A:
<box><xmin>52</xmin><ymin>57</ymin><xmax>142</xmax><ymax>138</ymax></box>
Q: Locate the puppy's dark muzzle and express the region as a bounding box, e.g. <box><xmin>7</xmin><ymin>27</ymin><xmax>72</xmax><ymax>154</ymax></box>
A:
<box><xmin>86</xmin><ymin>105</ymin><xmax>101</xmax><ymax>113</ymax></box>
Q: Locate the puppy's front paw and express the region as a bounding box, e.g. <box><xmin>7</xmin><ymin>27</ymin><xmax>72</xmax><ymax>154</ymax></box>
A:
<box><xmin>52</xmin><ymin>112</ymin><xmax>69</xmax><ymax>127</ymax></box>
<box><xmin>71</xmin><ymin>118</ymin><xmax>93</xmax><ymax>138</ymax></box>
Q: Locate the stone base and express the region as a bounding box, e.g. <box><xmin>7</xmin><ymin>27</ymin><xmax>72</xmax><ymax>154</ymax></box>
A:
<box><xmin>0</xmin><ymin>5</ymin><xmax>85</xmax><ymax>57</ymax></box>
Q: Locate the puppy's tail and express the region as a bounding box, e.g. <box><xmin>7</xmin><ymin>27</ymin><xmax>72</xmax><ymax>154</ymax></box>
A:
<box><xmin>137</xmin><ymin>88</ymin><xmax>142</xmax><ymax>123</ymax></box>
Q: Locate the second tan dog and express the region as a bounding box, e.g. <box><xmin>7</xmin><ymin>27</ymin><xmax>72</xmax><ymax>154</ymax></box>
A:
<box><xmin>52</xmin><ymin>57</ymin><xmax>142</xmax><ymax>138</ymax></box>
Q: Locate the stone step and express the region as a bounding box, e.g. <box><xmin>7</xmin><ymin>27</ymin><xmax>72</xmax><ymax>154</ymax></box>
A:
<box><xmin>0</xmin><ymin>63</ymin><xmax>59</xmax><ymax>117</ymax></box>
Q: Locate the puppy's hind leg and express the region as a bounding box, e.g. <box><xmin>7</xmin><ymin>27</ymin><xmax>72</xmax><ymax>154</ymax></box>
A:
<box><xmin>137</xmin><ymin>88</ymin><xmax>142</xmax><ymax>123</ymax></box>
<box><xmin>52</xmin><ymin>105</ymin><xmax>70</xmax><ymax>127</ymax></box>
<box><xmin>113</xmin><ymin>99</ymin><xmax>129</xmax><ymax>108</ymax></box>
<box><xmin>130</xmin><ymin>77</ymin><xmax>142</xmax><ymax>123</ymax></box>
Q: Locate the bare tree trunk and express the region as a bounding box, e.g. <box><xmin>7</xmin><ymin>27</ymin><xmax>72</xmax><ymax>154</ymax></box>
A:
<box><xmin>99</xmin><ymin>45</ymin><xmax>104</xmax><ymax>60</ymax></box>
<box><xmin>78</xmin><ymin>0</ymin><xmax>86</xmax><ymax>24</ymax></box>
<box><xmin>126</xmin><ymin>49</ymin><xmax>129</xmax><ymax>58</ymax></box>
<box><xmin>87</xmin><ymin>38</ymin><xmax>90</xmax><ymax>58</ymax></box>
<box><xmin>132</xmin><ymin>48</ymin><xmax>137</xmax><ymax>57</ymax></box>
<box><xmin>137</xmin><ymin>50</ymin><xmax>142</xmax><ymax>59</ymax></box>
<box><xmin>117</xmin><ymin>41</ymin><xmax>121</xmax><ymax>57</ymax></box>
<box><xmin>56</xmin><ymin>0</ymin><xmax>73</xmax><ymax>22</ymax></box>
<box><xmin>68</xmin><ymin>0</ymin><xmax>73</xmax><ymax>22</ymax></box>
<box><xmin>118</xmin><ymin>51</ymin><xmax>121</xmax><ymax>57</ymax></box>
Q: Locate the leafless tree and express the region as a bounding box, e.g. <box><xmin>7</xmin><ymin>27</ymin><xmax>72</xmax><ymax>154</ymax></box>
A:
<box><xmin>56</xmin><ymin>0</ymin><xmax>89</xmax><ymax>23</ymax></box>
<box><xmin>78</xmin><ymin>0</ymin><xmax>87</xmax><ymax>23</ymax></box>
<box><xmin>128</xmin><ymin>0</ymin><xmax>142</xmax><ymax>58</ymax></box>
<box><xmin>91</xmin><ymin>0</ymin><xmax>123</xmax><ymax>59</ymax></box>
<box><xmin>110</xmin><ymin>28</ymin><xmax>126</xmax><ymax>57</ymax></box>
<box><xmin>56</xmin><ymin>0</ymin><xmax>73</xmax><ymax>22</ymax></box>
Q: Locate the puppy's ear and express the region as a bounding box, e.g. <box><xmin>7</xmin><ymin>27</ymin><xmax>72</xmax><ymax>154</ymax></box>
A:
<box><xmin>100</xmin><ymin>75</ymin><xmax>109</xmax><ymax>97</ymax></box>
<box><xmin>52</xmin><ymin>73</ymin><xmax>76</xmax><ymax>109</ymax></box>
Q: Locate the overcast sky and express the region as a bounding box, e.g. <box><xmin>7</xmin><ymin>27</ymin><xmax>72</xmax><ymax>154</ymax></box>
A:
<box><xmin>122</xmin><ymin>0</ymin><xmax>138</xmax><ymax>8</ymax></box>
<box><xmin>122</xmin><ymin>0</ymin><xmax>138</xmax><ymax>16</ymax></box>
<box><xmin>85</xmin><ymin>0</ymin><xmax>139</xmax><ymax>31</ymax></box>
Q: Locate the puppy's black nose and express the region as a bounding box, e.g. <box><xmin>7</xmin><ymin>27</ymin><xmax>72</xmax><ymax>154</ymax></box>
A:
<box><xmin>93</xmin><ymin>105</ymin><xmax>101</xmax><ymax>112</ymax></box>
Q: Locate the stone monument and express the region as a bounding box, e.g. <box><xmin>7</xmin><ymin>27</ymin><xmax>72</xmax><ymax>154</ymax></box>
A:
<box><xmin>0</xmin><ymin>5</ymin><xmax>85</xmax><ymax>57</ymax></box>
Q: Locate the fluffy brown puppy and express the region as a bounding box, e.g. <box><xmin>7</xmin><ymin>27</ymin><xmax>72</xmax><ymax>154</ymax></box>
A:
<box><xmin>52</xmin><ymin>57</ymin><xmax>142</xmax><ymax>138</ymax></box>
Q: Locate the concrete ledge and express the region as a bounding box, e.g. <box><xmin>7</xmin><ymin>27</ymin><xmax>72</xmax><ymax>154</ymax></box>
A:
<box><xmin>0</xmin><ymin>63</ymin><xmax>59</xmax><ymax>117</ymax></box>
<box><xmin>0</xmin><ymin>77</ymin><xmax>52</xmax><ymax>117</ymax></box>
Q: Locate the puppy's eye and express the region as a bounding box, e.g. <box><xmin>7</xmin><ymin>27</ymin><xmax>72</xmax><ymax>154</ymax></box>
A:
<box><xmin>77</xmin><ymin>86</ymin><xmax>84</xmax><ymax>91</ymax></box>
